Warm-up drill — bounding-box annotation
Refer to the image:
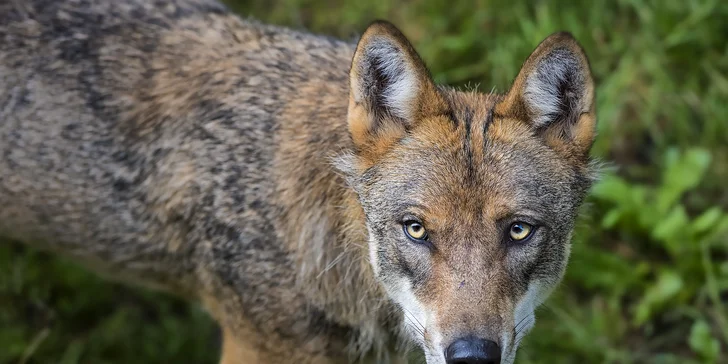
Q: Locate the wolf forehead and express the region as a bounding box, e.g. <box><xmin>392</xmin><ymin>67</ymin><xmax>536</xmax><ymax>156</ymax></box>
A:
<box><xmin>358</xmin><ymin>90</ymin><xmax>588</xmax><ymax>224</ymax></box>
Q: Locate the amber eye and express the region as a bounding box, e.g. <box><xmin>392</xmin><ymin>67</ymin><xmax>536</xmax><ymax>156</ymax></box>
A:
<box><xmin>509</xmin><ymin>222</ymin><xmax>534</xmax><ymax>241</ymax></box>
<box><xmin>404</xmin><ymin>221</ymin><xmax>428</xmax><ymax>241</ymax></box>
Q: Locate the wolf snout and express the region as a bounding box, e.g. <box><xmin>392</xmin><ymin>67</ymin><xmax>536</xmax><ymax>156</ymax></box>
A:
<box><xmin>444</xmin><ymin>336</ymin><xmax>501</xmax><ymax>364</ymax></box>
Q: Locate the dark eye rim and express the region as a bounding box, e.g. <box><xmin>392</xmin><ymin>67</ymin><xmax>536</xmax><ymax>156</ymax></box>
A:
<box><xmin>506</xmin><ymin>221</ymin><xmax>537</xmax><ymax>243</ymax></box>
<box><xmin>402</xmin><ymin>220</ymin><xmax>429</xmax><ymax>242</ymax></box>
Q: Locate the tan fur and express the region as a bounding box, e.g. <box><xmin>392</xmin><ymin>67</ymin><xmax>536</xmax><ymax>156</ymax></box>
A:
<box><xmin>220</xmin><ymin>329</ymin><xmax>261</xmax><ymax>364</ymax></box>
<box><xmin>122</xmin><ymin>16</ymin><xmax>254</xmax><ymax>136</ymax></box>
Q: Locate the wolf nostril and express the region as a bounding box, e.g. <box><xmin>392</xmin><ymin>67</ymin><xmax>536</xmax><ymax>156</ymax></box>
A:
<box><xmin>445</xmin><ymin>336</ymin><xmax>501</xmax><ymax>364</ymax></box>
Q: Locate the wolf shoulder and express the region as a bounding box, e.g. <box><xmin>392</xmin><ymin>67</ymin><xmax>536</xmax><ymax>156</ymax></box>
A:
<box><xmin>0</xmin><ymin>0</ymin><xmax>354</xmax><ymax>119</ymax></box>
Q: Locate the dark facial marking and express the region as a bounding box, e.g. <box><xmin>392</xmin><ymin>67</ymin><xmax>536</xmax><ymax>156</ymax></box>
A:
<box><xmin>462</xmin><ymin>106</ymin><xmax>475</xmax><ymax>180</ymax></box>
<box><xmin>484</xmin><ymin>106</ymin><xmax>495</xmax><ymax>139</ymax></box>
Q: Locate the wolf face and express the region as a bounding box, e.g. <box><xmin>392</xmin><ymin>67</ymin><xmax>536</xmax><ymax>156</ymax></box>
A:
<box><xmin>337</xmin><ymin>22</ymin><xmax>596</xmax><ymax>363</ymax></box>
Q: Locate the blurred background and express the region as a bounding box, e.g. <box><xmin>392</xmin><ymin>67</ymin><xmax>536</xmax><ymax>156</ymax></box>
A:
<box><xmin>1</xmin><ymin>0</ymin><xmax>727</xmax><ymax>363</ymax></box>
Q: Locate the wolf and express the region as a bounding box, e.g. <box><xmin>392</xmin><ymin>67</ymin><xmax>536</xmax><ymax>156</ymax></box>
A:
<box><xmin>0</xmin><ymin>0</ymin><xmax>597</xmax><ymax>363</ymax></box>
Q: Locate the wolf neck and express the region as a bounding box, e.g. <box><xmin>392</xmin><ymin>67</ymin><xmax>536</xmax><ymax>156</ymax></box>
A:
<box><xmin>272</xmin><ymin>74</ymin><xmax>403</xmax><ymax>355</ymax></box>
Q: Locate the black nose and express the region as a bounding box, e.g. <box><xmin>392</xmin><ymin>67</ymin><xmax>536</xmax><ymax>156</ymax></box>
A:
<box><xmin>445</xmin><ymin>337</ymin><xmax>501</xmax><ymax>364</ymax></box>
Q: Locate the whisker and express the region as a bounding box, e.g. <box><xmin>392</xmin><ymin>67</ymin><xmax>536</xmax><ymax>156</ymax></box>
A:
<box><xmin>513</xmin><ymin>314</ymin><xmax>532</xmax><ymax>332</ymax></box>
<box><xmin>405</xmin><ymin>323</ymin><xmax>425</xmax><ymax>341</ymax></box>
<box><xmin>402</xmin><ymin>307</ymin><xmax>426</xmax><ymax>335</ymax></box>
<box><xmin>515</xmin><ymin>316</ymin><xmax>534</xmax><ymax>337</ymax></box>
<box><xmin>401</xmin><ymin>308</ymin><xmax>425</xmax><ymax>339</ymax></box>
<box><xmin>510</xmin><ymin>314</ymin><xmax>532</xmax><ymax>349</ymax></box>
<box><xmin>514</xmin><ymin>334</ymin><xmax>527</xmax><ymax>351</ymax></box>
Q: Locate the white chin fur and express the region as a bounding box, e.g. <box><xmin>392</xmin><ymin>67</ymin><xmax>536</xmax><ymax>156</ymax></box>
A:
<box><xmin>504</xmin><ymin>280</ymin><xmax>552</xmax><ymax>360</ymax></box>
<box><xmin>381</xmin><ymin>274</ymin><xmax>448</xmax><ymax>364</ymax></box>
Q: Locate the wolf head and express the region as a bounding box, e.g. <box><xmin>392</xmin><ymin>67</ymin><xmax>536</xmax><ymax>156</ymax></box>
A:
<box><xmin>337</xmin><ymin>21</ymin><xmax>596</xmax><ymax>363</ymax></box>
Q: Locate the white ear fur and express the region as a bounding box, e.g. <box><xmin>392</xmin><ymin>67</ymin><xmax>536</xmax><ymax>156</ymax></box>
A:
<box><xmin>351</xmin><ymin>37</ymin><xmax>419</xmax><ymax>121</ymax></box>
<box><xmin>522</xmin><ymin>48</ymin><xmax>588</xmax><ymax>128</ymax></box>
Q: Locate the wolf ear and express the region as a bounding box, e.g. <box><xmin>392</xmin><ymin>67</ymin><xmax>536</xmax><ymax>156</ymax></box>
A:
<box><xmin>348</xmin><ymin>21</ymin><xmax>446</xmax><ymax>150</ymax></box>
<box><xmin>497</xmin><ymin>32</ymin><xmax>596</xmax><ymax>157</ymax></box>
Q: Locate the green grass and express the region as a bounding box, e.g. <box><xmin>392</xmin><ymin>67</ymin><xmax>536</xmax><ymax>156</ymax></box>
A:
<box><xmin>2</xmin><ymin>0</ymin><xmax>727</xmax><ymax>363</ymax></box>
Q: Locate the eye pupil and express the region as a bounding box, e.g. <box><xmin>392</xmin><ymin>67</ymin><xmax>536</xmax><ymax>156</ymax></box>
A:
<box><xmin>404</xmin><ymin>221</ymin><xmax>427</xmax><ymax>241</ymax></box>
<box><xmin>509</xmin><ymin>222</ymin><xmax>533</xmax><ymax>242</ymax></box>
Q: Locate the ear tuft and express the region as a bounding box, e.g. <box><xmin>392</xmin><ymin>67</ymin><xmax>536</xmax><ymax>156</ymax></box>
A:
<box><xmin>347</xmin><ymin>21</ymin><xmax>445</xmax><ymax>151</ymax></box>
<box><xmin>524</xmin><ymin>47</ymin><xmax>588</xmax><ymax>128</ymax></box>
<box><xmin>498</xmin><ymin>32</ymin><xmax>596</xmax><ymax>155</ymax></box>
<box><xmin>352</xmin><ymin>33</ymin><xmax>419</xmax><ymax>121</ymax></box>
